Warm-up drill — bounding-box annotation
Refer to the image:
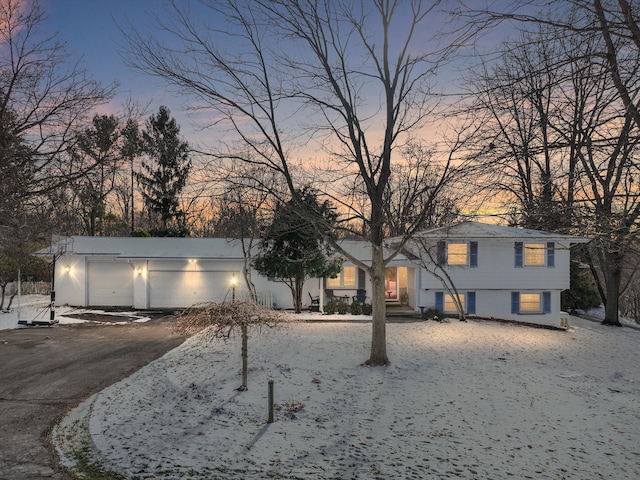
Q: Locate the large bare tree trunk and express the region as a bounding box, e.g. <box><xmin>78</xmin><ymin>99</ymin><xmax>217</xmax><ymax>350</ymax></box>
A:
<box><xmin>602</xmin><ymin>250</ymin><xmax>623</xmax><ymax>326</ymax></box>
<box><xmin>367</xmin><ymin>244</ymin><xmax>389</xmax><ymax>365</ymax></box>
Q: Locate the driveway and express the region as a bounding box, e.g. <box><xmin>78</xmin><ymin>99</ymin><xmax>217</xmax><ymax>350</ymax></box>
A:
<box><xmin>0</xmin><ymin>316</ymin><xmax>188</xmax><ymax>480</ymax></box>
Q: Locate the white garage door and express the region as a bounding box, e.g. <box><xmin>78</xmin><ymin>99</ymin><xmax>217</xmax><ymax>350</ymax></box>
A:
<box><xmin>148</xmin><ymin>271</ymin><xmax>230</xmax><ymax>308</ymax></box>
<box><xmin>87</xmin><ymin>262</ymin><xmax>134</xmax><ymax>307</ymax></box>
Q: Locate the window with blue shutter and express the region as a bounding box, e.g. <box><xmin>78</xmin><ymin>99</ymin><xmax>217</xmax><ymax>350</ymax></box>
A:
<box><xmin>511</xmin><ymin>292</ymin><xmax>520</xmax><ymax>314</ymax></box>
<box><xmin>435</xmin><ymin>291</ymin><xmax>444</xmax><ymax>311</ymax></box>
<box><xmin>467</xmin><ymin>291</ymin><xmax>476</xmax><ymax>314</ymax></box>
<box><xmin>514</xmin><ymin>242</ymin><xmax>523</xmax><ymax>268</ymax></box>
<box><xmin>470</xmin><ymin>241</ymin><xmax>478</xmax><ymax>267</ymax></box>
<box><xmin>543</xmin><ymin>291</ymin><xmax>551</xmax><ymax>313</ymax></box>
<box><xmin>547</xmin><ymin>242</ymin><xmax>555</xmax><ymax>268</ymax></box>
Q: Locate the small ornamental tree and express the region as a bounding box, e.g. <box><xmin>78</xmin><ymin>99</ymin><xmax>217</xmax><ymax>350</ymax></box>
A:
<box><xmin>177</xmin><ymin>301</ymin><xmax>288</xmax><ymax>391</ymax></box>
<box><xmin>253</xmin><ymin>188</ymin><xmax>342</xmax><ymax>313</ymax></box>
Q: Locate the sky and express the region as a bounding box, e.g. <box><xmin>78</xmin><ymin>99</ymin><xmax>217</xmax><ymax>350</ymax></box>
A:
<box><xmin>42</xmin><ymin>0</ymin><xmax>205</xmax><ymax>139</ymax></box>
<box><xmin>39</xmin><ymin>0</ymin><xmax>505</xmax><ymax>149</ymax></box>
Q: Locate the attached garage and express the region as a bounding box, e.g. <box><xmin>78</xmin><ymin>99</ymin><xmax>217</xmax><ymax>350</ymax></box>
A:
<box><xmin>148</xmin><ymin>269</ymin><xmax>232</xmax><ymax>308</ymax></box>
<box><xmin>87</xmin><ymin>261</ymin><xmax>134</xmax><ymax>307</ymax></box>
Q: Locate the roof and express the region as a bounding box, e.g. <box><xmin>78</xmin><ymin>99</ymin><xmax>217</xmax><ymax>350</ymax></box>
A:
<box><xmin>35</xmin><ymin>221</ymin><xmax>586</xmax><ymax>261</ymax></box>
<box><xmin>35</xmin><ymin>236</ymin><xmax>250</xmax><ymax>260</ymax></box>
<box><xmin>407</xmin><ymin>221</ymin><xmax>591</xmax><ymax>243</ymax></box>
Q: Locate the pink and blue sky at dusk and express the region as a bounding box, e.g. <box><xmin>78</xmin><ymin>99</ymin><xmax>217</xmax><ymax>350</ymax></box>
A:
<box><xmin>39</xmin><ymin>0</ymin><xmax>521</xmax><ymax>155</ymax></box>
<box><xmin>42</xmin><ymin>0</ymin><xmax>213</xmax><ymax>142</ymax></box>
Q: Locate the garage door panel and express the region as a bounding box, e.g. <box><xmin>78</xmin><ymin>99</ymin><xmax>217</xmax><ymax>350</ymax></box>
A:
<box><xmin>88</xmin><ymin>262</ymin><xmax>134</xmax><ymax>307</ymax></box>
<box><xmin>149</xmin><ymin>271</ymin><xmax>229</xmax><ymax>308</ymax></box>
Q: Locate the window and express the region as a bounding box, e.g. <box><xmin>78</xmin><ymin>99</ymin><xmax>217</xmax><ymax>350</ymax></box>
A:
<box><xmin>511</xmin><ymin>291</ymin><xmax>551</xmax><ymax>314</ymax></box>
<box><xmin>520</xmin><ymin>293</ymin><xmax>541</xmax><ymax>312</ymax></box>
<box><xmin>515</xmin><ymin>242</ymin><xmax>554</xmax><ymax>268</ymax></box>
<box><xmin>438</xmin><ymin>241</ymin><xmax>478</xmax><ymax>267</ymax></box>
<box><xmin>444</xmin><ymin>293</ymin><xmax>464</xmax><ymax>312</ymax></box>
<box><xmin>435</xmin><ymin>291</ymin><xmax>476</xmax><ymax>314</ymax></box>
<box><xmin>327</xmin><ymin>266</ymin><xmax>357</xmax><ymax>288</ymax></box>
<box><xmin>524</xmin><ymin>244</ymin><xmax>545</xmax><ymax>266</ymax></box>
<box><xmin>343</xmin><ymin>266</ymin><xmax>357</xmax><ymax>287</ymax></box>
<box><xmin>447</xmin><ymin>243</ymin><xmax>467</xmax><ymax>265</ymax></box>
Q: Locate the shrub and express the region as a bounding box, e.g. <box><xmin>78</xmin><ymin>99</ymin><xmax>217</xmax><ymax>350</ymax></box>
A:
<box><xmin>362</xmin><ymin>303</ymin><xmax>372</xmax><ymax>315</ymax></box>
<box><xmin>350</xmin><ymin>301</ymin><xmax>362</xmax><ymax>315</ymax></box>
<box><xmin>423</xmin><ymin>307</ymin><xmax>445</xmax><ymax>321</ymax></box>
<box><xmin>324</xmin><ymin>300</ymin><xmax>336</xmax><ymax>314</ymax></box>
<box><xmin>336</xmin><ymin>301</ymin><xmax>349</xmax><ymax>314</ymax></box>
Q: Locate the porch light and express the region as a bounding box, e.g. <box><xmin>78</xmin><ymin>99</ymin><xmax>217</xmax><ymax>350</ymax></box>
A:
<box><xmin>136</xmin><ymin>266</ymin><xmax>143</xmax><ymax>276</ymax></box>
<box><xmin>64</xmin><ymin>264</ymin><xmax>71</xmax><ymax>273</ymax></box>
<box><xmin>231</xmin><ymin>273</ymin><xmax>237</xmax><ymax>302</ymax></box>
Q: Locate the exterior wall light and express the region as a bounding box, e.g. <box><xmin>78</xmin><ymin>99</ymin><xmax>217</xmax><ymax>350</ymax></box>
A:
<box><xmin>137</xmin><ymin>266</ymin><xmax>143</xmax><ymax>276</ymax></box>
<box><xmin>231</xmin><ymin>273</ymin><xmax>237</xmax><ymax>302</ymax></box>
<box><xmin>64</xmin><ymin>265</ymin><xmax>71</xmax><ymax>273</ymax></box>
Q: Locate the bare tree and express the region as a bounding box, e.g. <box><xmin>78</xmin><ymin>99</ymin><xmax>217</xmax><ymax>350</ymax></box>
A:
<box><xmin>123</xmin><ymin>0</ymin><xmax>468</xmax><ymax>365</ymax></box>
<box><xmin>208</xmin><ymin>162</ymin><xmax>280</xmax><ymax>300</ymax></box>
<box><xmin>177</xmin><ymin>301</ymin><xmax>288</xmax><ymax>391</ymax></box>
<box><xmin>461</xmin><ymin>2</ymin><xmax>640</xmax><ymax>326</ymax></box>
<box><xmin>0</xmin><ymin>0</ymin><xmax>113</xmax><ymax>221</ymax></box>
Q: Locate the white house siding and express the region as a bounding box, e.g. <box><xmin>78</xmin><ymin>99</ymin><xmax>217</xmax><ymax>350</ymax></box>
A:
<box><xmin>420</xmin><ymin>289</ymin><xmax>562</xmax><ymax>328</ymax></box>
<box><xmin>415</xmin><ymin>236</ymin><xmax>578</xmax><ymax>328</ymax></box>
<box><xmin>55</xmin><ymin>254</ymin><xmax>87</xmax><ymax>307</ymax></box>
<box><xmin>419</xmin><ymin>239</ymin><xmax>572</xmax><ymax>291</ymax></box>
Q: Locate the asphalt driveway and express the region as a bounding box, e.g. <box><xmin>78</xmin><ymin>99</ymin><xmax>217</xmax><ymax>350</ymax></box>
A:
<box><xmin>0</xmin><ymin>317</ymin><xmax>188</xmax><ymax>480</ymax></box>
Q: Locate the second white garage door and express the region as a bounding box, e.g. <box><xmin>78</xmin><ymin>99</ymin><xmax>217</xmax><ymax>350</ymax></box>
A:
<box><xmin>148</xmin><ymin>270</ymin><xmax>231</xmax><ymax>308</ymax></box>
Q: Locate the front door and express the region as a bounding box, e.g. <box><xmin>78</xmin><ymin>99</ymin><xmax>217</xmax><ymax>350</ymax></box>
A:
<box><xmin>385</xmin><ymin>267</ymin><xmax>398</xmax><ymax>301</ymax></box>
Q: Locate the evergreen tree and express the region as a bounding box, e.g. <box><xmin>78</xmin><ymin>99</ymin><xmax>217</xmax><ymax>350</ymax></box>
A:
<box><xmin>137</xmin><ymin>106</ymin><xmax>191</xmax><ymax>236</ymax></box>
<box><xmin>254</xmin><ymin>188</ymin><xmax>341</xmax><ymax>313</ymax></box>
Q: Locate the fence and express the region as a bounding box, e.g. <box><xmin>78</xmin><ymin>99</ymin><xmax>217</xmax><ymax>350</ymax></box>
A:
<box><xmin>237</xmin><ymin>291</ymin><xmax>274</xmax><ymax>309</ymax></box>
<box><xmin>5</xmin><ymin>281</ymin><xmax>51</xmax><ymax>296</ymax></box>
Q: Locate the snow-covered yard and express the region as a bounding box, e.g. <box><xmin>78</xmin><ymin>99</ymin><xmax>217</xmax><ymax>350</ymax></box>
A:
<box><xmin>54</xmin><ymin>315</ymin><xmax>640</xmax><ymax>479</ymax></box>
<box><xmin>0</xmin><ymin>295</ymin><xmax>151</xmax><ymax>330</ymax></box>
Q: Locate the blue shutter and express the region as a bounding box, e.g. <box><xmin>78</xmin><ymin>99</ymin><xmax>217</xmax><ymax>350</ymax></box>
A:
<box><xmin>467</xmin><ymin>291</ymin><xmax>476</xmax><ymax>315</ymax></box>
<box><xmin>470</xmin><ymin>241</ymin><xmax>478</xmax><ymax>268</ymax></box>
<box><xmin>435</xmin><ymin>291</ymin><xmax>444</xmax><ymax>311</ymax></box>
<box><xmin>547</xmin><ymin>242</ymin><xmax>555</xmax><ymax>268</ymax></box>
<box><xmin>543</xmin><ymin>291</ymin><xmax>551</xmax><ymax>313</ymax></box>
<box><xmin>436</xmin><ymin>241</ymin><xmax>446</xmax><ymax>265</ymax></box>
<box><xmin>511</xmin><ymin>292</ymin><xmax>520</xmax><ymax>314</ymax></box>
<box><xmin>514</xmin><ymin>242</ymin><xmax>523</xmax><ymax>268</ymax></box>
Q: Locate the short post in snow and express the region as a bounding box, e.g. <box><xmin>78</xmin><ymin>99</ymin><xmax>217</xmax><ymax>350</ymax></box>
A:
<box><xmin>268</xmin><ymin>380</ymin><xmax>274</xmax><ymax>423</ymax></box>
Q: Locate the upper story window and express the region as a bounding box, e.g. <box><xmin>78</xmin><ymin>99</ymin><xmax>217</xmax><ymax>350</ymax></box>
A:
<box><xmin>447</xmin><ymin>243</ymin><xmax>468</xmax><ymax>265</ymax></box>
<box><xmin>524</xmin><ymin>244</ymin><xmax>545</xmax><ymax>266</ymax></box>
<box><xmin>327</xmin><ymin>265</ymin><xmax>357</xmax><ymax>288</ymax></box>
<box><xmin>437</xmin><ymin>241</ymin><xmax>478</xmax><ymax>267</ymax></box>
<box><xmin>515</xmin><ymin>242</ymin><xmax>555</xmax><ymax>268</ymax></box>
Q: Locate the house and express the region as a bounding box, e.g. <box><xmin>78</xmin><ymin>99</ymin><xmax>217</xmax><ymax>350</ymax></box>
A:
<box><xmin>37</xmin><ymin>222</ymin><xmax>589</xmax><ymax>327</ymax></box>
<box><xmin>398</xmin><ymin>221</ymin><xmax>590</xmax><ymax>327</ymax></box>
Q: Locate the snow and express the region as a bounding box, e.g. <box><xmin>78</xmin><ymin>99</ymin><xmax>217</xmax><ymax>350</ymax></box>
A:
<box><xmin>0</xmin><ymin>295</ymin><xmax>150</xmax><ymax>330</ymax></box>
<box><xmin>53</xmin><ymin>314</ymin><xmax>640</xmax><ymax>479</ymax></box>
